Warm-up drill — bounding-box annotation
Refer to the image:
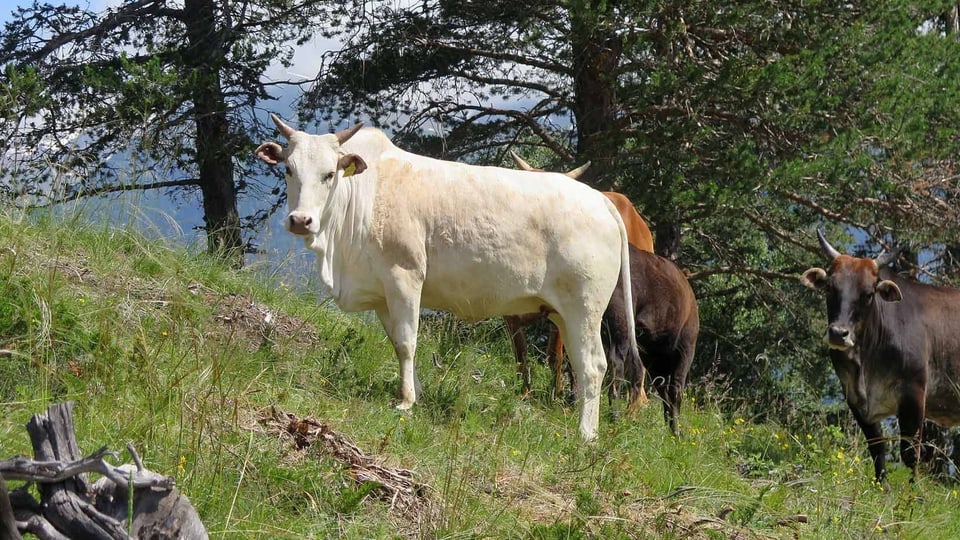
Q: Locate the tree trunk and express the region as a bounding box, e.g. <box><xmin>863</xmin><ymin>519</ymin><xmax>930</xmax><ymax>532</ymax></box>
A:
<box><xmin>568</xmin><ymin>2</ymin><xmax>622</xmax><ymax>190</ymax></box>
<box><xmin>185</xmin><ymin>0</ymin><xmax>243</xmax><ymax>268</ymax></box>
<box><xmin>653</xmin><ymin>211</ymin><xmax>682</xmax><ymax>262</ymax></box>
<box><xmin>946</xmin><ymin>4</ymin><xmax>959</xmax><ymax>35</ymax></box>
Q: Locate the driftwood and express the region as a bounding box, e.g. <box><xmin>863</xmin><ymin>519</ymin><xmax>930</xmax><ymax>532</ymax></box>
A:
<box><xmin>0</xmin><ymin>402</ymin><xmax>207</xmax><ymax>540</ymax></box>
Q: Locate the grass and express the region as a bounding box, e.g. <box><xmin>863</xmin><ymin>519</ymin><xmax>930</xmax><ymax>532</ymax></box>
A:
<box><xmin>2</xmin><ymin>207</ymin><xmax>960</xmax><ymax>539</ymax></box>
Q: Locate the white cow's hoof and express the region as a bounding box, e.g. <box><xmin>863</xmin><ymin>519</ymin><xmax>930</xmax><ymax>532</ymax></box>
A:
<box><xmin>395</xmin><ymin>402</ymin><xmax>414</xmax><ymax>411</ymax></box>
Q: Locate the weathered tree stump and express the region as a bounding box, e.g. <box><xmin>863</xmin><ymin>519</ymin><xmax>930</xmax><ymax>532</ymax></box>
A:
<box><xmin>0</xmin><ymin>402</ymin><xmax>207</xmax><ymax>539</ymax></box>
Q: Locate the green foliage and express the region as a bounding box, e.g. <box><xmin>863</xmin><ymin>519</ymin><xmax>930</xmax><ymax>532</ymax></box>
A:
<box><xmin>0</xmin><ymin>0</ymin><xmax>337</xmax><ymax>260</ymax></box>
<box><xmin>302</xmin><ymin>0</ymin><xmax>960</xmax><ymax>421</ymax></box>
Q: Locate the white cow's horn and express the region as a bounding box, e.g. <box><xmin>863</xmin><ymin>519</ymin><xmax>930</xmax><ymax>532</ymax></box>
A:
<box><xmin>565</xmin><ymin>161</ymin><xmax>591</xmax><ymax>180</ymax></box>
<box><xmin>817</xmin><ymin>228</ymin><xmax>842</xmax><ymax>262</ymax></box>
<box><xmin>335</xmin><ymin>122</ymin><xmax>364</xmax><ymax>145</ymax></box>
<box><xmin>509</xmin><ymin>151</ymin><xmax>537</xmax><ymax>171</ymax></box>
<box><xmin>271</xmin><ymin>114</ymin><xmax>296</xmax><ymax>139</ymax></box>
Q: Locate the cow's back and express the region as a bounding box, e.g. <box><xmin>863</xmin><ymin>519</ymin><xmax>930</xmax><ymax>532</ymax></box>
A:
<box><xmin>602</xmin><ymin>191</ymin><xmax>654</xmax><ymax>253</ymax></box>
<box><xmin>368</xmin><ymin>153</ymin><xmax>624</xmax><ymax>320</ymax></box>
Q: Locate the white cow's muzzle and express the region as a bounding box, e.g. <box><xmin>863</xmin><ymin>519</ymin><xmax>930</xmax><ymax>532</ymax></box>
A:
<box><xmin>286</xmin><ymin>211</ymin><xmax>315</xmax><ymax>236</ymax></box>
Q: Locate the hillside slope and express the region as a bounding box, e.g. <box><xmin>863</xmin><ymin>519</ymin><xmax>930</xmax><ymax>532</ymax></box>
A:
<box><xmin>1</xmin><ymin>211</ymin><xmax>958</xmax><ymax>539</ymax></box>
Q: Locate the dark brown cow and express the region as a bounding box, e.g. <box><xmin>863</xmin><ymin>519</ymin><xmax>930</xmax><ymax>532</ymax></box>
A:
<box><xmin>603</xmin><ymin>245</ymin><xmax>699</xmax><ymax>435</ymax></box>
<box><xmin>504</xmin><ymin>153</ymin><xmax>655</xmax><ymax>401</ymax></box>
<box><xmin>801</xmin><ymin>229</ymin><xmax>960</xmax><ymax>482</ymax></box>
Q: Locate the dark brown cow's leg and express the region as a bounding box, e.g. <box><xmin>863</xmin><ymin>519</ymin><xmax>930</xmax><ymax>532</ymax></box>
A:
<box><xmin>897</xmin><ymin>384</ymin><xmax>926</xmax><ymax>480</ymax></box>
<box><xmin>650</xmin><ymin>372</ymin><xmax>682</xmax><ymax>437</ymax></box>
<box><xmin>850</xmin><ymin>408</ymin><xmax>888</xmax><ymax>483</ymax></box>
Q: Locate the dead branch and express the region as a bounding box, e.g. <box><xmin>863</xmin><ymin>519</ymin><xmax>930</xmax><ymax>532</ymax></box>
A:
<box><xmin>256</xmin><ymin>406</ymin><xmax>432</xmax><ymax>514</ymax></box>
<box><xmin>1</xmin><ymin>402</ymin><xmax>207</xmax><ymax>540</ymax></box>
<box><xmin>0</xmin><ymin>448</ymin><xmax>173</xmax><ymax>491</ymax></box>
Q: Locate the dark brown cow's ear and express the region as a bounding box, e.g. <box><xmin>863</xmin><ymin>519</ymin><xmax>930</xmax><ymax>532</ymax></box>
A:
<box><xmin>255</xmin><ymin>142</ymin><xmax>283</xmax><ymax>165</ymax></box>
<box><xmin>339</xmin><ymin>153</ymin><xmax>367</xmax><ymax>177</ymax></box>
<box><xmin>800</xmin><ymin>268</ymin><xmax>828</xmax><ymax>291</ymax></box>
<box><xmin>876</xmin><ymin>280</ymin><xmax>903</xmax><ymax>302</ymax></box>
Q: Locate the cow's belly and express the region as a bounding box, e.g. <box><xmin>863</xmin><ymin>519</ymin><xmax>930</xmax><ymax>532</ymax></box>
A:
<box><xmin>859</xmin><ymin>371</ymin><xmax>960</xmax><ymax>426</ymax></box>
<box><xmin>859</xmin><ymin>372</ymin><xmax>901</xmax><ymax>424</ymax></box>
<box><xmin>416</xmin><ymin>234</ymin><xmax>619</xmax><ymax>322</ymax></box>
<box><xmin>924</xmin><ymin>377</ymin><xmax>960</xmax><ymax>426</ymax></box>
<box><xmin>862</xmin><ymin>392</ymin><xmax>900</xmax><ymax>424</ymax></box>
<box><xmin>419</xmin><ymin>260</ymin><xmax>547</xmax><ymax>321</ymax></box>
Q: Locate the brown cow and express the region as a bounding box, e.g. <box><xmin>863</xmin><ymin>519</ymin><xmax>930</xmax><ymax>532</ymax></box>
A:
<box><xmin>603</xmin><ymin>245</ymin><xmax>699</xmax><ymax>434</ymax></box>
<box><xmin>503</xmin><ymin>153</ymin><xmax>655</xmax><ymax>401</ymax></box>
<box><xmin>801</xmin><ymin>229</ymin><xmax>960</xmax><ymax>482</ymax></box>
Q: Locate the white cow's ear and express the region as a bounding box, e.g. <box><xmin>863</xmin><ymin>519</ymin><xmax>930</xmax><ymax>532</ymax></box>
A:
<box><xmin>800</xmin><ymin>267</ymin><xmax>828</xmax><ymax>291</ymax></box>
<box><xmin>339</xmin><ymin>154</ymin><xmax>367</xmax><ymax>177</ymax></box>
<box><xmin>255</xmin><ymin>142</ymin><xmax>284</xmax><ymax>165</ymax></box>
<box><xmin>876</xmin><ymin>280</ymin><xmax>903</xmax><ymax>303</ymax></box>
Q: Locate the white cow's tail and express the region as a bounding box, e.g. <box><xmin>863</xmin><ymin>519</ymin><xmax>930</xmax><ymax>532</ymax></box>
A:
<box><xmin>604</xmin><ymin>198</ymin><xmax>640</xmax><ymax>373</ymax></box>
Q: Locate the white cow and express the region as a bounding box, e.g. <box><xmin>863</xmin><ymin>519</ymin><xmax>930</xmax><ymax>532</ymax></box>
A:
<box><xmin>255</xmin><ymin>115</ymin><xmax>637</xmax><ymax>439</ymax></box>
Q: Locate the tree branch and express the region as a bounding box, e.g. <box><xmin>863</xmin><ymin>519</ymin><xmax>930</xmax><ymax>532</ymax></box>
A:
<box><xmin>779</xmin><ymin>190</ymin><xmax>871</xmax><ymax>230</ymax></box>
<box><xmin>14</xmin><ymin>0</ymin><xmax>185</xmax><ymax>64</ymax></box>
<box><xmin>686</xmin><ymin>266</ymin><xmax>802</xmax><ymax>282</ymax></box>
<box><xmin>432</xmin><ymin>102</ymin><xmax>574</xmax><ymax>160</ymax></box>
<box><xmin>448</xmin><ymin>69</ymin><xmax>562</xmax><ymax>98</ymax></box>
<box><xmin>30</xmin><ymin>178</ymin><xmax>200</xmax><ymax>208</ymax></box>
<box><xmin>411</xmin><ymin>37</ymin><xmax>572</xmax><ymax>76</ymax></box>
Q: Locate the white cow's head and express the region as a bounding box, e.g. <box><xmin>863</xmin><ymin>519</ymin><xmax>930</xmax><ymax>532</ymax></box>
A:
<box><xmin>255</xmin><ymin>114</ymin><xmax>366</xmax><ymax>236</ymax></box>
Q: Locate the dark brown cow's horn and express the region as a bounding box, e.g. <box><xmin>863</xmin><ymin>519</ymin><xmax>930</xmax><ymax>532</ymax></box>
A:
<box><xmin>270</xmin><ymin>114</ymin><xmax>296</xmax><ymax>139</ymax></box>
<box><xmin>816</xmin><ymin>228</ymin><xmax>841</xmax><ymax>262</ymax></box>
<box><xmin>335</xmin><ymin>122</ymin><xmax>364</xmax><ymax>145</ymax></box>
<box><xmin>875</xmin><ymin>245</ymin><xmax>902</xmax><ymax>268</ymax></box>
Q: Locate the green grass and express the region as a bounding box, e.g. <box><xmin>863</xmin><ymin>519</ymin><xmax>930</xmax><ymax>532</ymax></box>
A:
<box><xmin>2</xmin><ymin>208</ymin><xmax>960</xmax><ymax>539</ymax></box>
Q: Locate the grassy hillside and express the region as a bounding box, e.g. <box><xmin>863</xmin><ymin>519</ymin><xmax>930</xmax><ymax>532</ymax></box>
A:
<box><xmin>2</xmin><ymin>209</ymin><xmax>959</xmax><ymax>539</ymax></box>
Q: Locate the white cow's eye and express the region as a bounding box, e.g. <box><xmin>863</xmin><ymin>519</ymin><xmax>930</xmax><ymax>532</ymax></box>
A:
<box><xmin>322</xmin><ymin>172</ymin><xmax>335</xmax><ymax>182</ymax></box>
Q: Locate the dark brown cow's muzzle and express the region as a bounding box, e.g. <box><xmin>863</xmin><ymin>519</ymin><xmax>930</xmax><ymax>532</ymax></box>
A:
<box><xmin>825</xmin><ymin>324</ymin><xmax>854</xmax><ymax>350</ymax></box>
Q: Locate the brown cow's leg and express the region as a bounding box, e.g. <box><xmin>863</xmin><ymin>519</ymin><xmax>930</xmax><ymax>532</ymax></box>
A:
<box><xmin>850</xmin><ymin>408</ymin><xmax>888</xmax><ymax>484</ymax></box>
<box><xmin>634</xmin><ymin>365</ymin><xmax>649</xmax><ymax>405</ymax></box>
<box><xmin>898</xmin><ymin>385</ymin><xmax>926</xmax><ymax>480</ymax></box>
<box><xmin>546</xmin><ymin>326</ymin><xmax>569</xmax><ymax>400</ymax></box>
<box><xmin>503</xmin><ymin>316</ymin><xmax>532</xmax><ymax>396</ymax></box>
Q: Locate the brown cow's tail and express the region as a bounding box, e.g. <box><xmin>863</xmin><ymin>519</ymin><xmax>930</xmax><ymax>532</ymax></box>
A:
<box><xmin>604</xmin><ymin>198</ymin><xmax>640</xmax><ymax>377</ymax></box>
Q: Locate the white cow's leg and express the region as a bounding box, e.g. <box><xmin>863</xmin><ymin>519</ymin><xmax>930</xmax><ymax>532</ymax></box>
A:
<box><xmin>555</xmin><ymin>316</ymin><xmax>607</xmax><ymax>440</ymax></box>
<box><xmin>376</xmin><ymin>280</ymin><xmax>423</xmax><ymax>411</ymax></box>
